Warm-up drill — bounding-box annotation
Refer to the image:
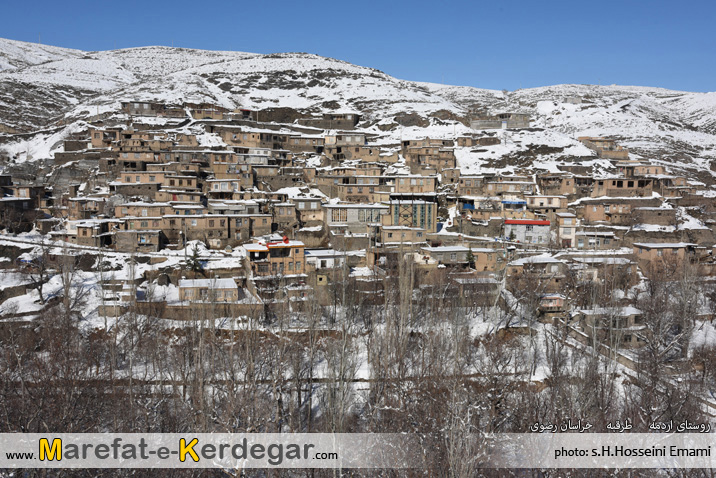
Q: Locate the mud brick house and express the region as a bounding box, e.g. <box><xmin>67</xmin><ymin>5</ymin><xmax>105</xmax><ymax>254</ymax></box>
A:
<box><xmin>114</xmin><ymin>202</ymin><xmax>171</xmax><ymax>219</ymax></box>
<box><xmin>576</xmin><ymin>197</ymin><xmax>662</xmax><ymax>225</ymax></box>
<box><xmin>117</xmin><ymin>136</ymin><xmax>173</xmax><ymax>153</ymax></box>
<box><xmin>179</xmin><ymin>278</ymin><xmax>239</xmax><ymax>302</ymax></box>
<box><xmin>402</xmin><ymin>138</ymin><xmax>454</xmax><ymax>149</ymax></box>
<box><xmin>205</xmin><ymin>151</ymin><xmax>238</xmax><ymax>168</ymax></box>
<box><xmin>298</xmin><ymin>113</ymin><xmax>361</xmax><ymax>130</ymax></box>
<box><xmin>470</xmin><ymin>112</ymin><xmax>530</xmax><ymax>130</ymax></box>
<box><xmin>285</xmin><ymin>135</ymin><xmax>325</xmax><ymax>154</ymax></box>
<box><xmin>314</xmin><ymin>174</ymin><xmax>436</xmax><ymax>203</ymax></box>
<box><xmin>110</xmin><ymin>174</ymin><xmax>161</xmax><ymax>198</ymax></box>
<box><xmin>115</xmin><ymin>150</ymin><xmax>161</xmax><ymax>171</ymax></box>
<box><xmin>304</xmin><ymin>249</ymin><xmax>347</xmax><ymax>271</ymax></box>
<box><xmin>324</xmin><ymin>203</ymin><xmax>388</xmax><ymax>234</ymax></box>
<box><xmin>207</xmin><ymin>200</ymin><xmax>261</xmax><ymax>216</ymax></box>
<box><xmin>393</xmin><ymin>175</ymin><xmax>438</xmax><ymax>195</ymax></box>
<box><xmin>224</xmin><ymin>108</ymin><xmax>255</xmax><ymax>121</ymax></box>
<box><xmin>485</xmin><ymin>180</ymin><xmax>536</xmax><ymax>197</ymax></box>
<box><xmin>324</xmin><ymin>144</ymin><xmax>384</xmax><ymax>162</ymax></box>
<box><xmin>591</xmin><ymin>176</ymin><xmax>653</xmax><ymax>197</ymax></box>
<box><xmin>615</xmin><ymin>160</ymin><xmax>665</xmax><ymax>177</ymax></box>
<box><xmin>118</xmin><ymin>171</ymin><xmax>167</xmax><ymax>185</ymax></box>
<box><xmin>537</xmin><ymin>173</ymin><xmax>577</xmax><ymax>197</ymax></box>
<box><xmin>571</xmin><ymin>175</ymin><xmax>595</xmax><ymax>197</ymax></box>
<box><xmin>381</xmin><ymin>226</ymin><xmax>427</xmax><ymax>245</ymax></box>
<box><xmin>255</xmin><ymin>166</ymin><xmax>305</xmax><ymax>191</ymax></box>
<box><xmin>68</xmin><ymin>196</ymin><xmax>106</xmax><ymax>220</ymax></box>
<box><xmin>632</xmin><ymin>207</ymin><xmax>677</xmax><ymax>226</ymax></box>
<box><xmin>456</xmin><ymin>135</ymin><xmax>501</xmax><ymax>147</ymax></box>
<box><xmin>244</xmin><ymin>239</ymin><xmax>306</xmax><ymax>276</ymax></box>
<box><xmin>74</xmin><ymin>220</ymin><xmax>114</xmax><ymax>248</ymax></box>
<box><xmin>458</xmin><ymin>176</ymin><xmax>488</xmax><ymax>196</ymax></box>
<box><xmin>556</xmin><ymin>212</ymin><xmax>577</xmax><ymax>248</ymax></box>
<box><xmin>148</xmin><ymin>161</ymin><xmax>201</xmax><ymax>176</ymax></box>
<box><xmin>419</xmin><ymin>245</ymin><xmax>502</xmax><ymax>271</ymax></box>
<box><xmin>507</xmin><ymin>254</ymin><xmax>567</xmax><ymax>293</ymax></box>
<box><xmin>468</xmin><ymin>247</ymin><xmax>505</xmax><ymax>272</ymax></box>
<box><xmin>442</xmin><ymin>168</ymin><xmax>461</xmax><ymax>185</ymax></box>
<box><xmin>225</xmin><ymin>130</ymin><xmax>294</xmax><ymax>151</ymax></box>
<box><xmin>403</xmin><ymin>145</ymin><xmax>456</xmax><ymax>173</ymax></box>
<box><xmin>272</xmin><ymin>202</ymin><xmax>299</xmax><ymax>231</ymax></box>
<box><xmin>0</xmin><ymin>185</ymin><xmax>47</xmax><ymax>231</ymax></box>
<box><xmin>3</xmin><ymin>185</ymin><xmax>45</xmax><ymax>203</ymax></box>
<box><xmin>354</xmin><ymin>164</ymin><xmax>384</xmax><ymax>177</ymax></box>
<box><xmin>419</xmin><ymin>245</ymin><xmax>470</xmax><ymax>266</ymax></box>
<box><xmin>538</xmin><ymin>294</ymin><xmax>567</xmax><ymax>320</ymax></box>
<box><xmin>574</xmin><ymin>230</ymin><xmax>617</xmax><ymax>250</ymax></box>
<box><xmin>88</xmin><ymin>127</ymin><xmax>122</xmax><ymax>148</ymax></box>
<box><xmin>121</xmin><ymin>101</ymin><xmax>185</xmax><ymax>118</ymax></box>
<box><xmin>456</xmin><ymin>196</ymin><xmax>505</xmax><ymax>220</ymax></box>
<box><xmin>567</xmin><ymin>256</ymin><xmax>637</xmax><ymax>287</ymax></box>
<box><xmin>651</xmin><ymin>175</ymin><xmax>694</xmax><ymax>197</ymax></box>
<box><xmin>324</xmin><ymin>133</ymin><xmax>366</xmax><ymax>147</ymax></box>
<box><xmin>169</xmin><ymin>204</ymin><xmax>207</xmax><ymax>216</ymax></box>
<box><xmin>572</xmin><ymin>307</ymin><xmax>645</xmax><ymax>349</ymax></box>
<box><xmin>292</xmin><ymin>197</ymin><xmax>324</xmax><ymax>224</ymax></box>
<box><xmin>206</xmin><ymin>179</ymin><xmax>243</xmax><ymax>199</ymax></box>
<box><xmin>162</xmin><ymin>175</ymin><xmax>199</xmax><ymax>191</ymax></box>
<box><xmin>578</xmin><ymin>137</ymin><xmax>629</xmax><ymax>160</ymax></box>
<box><xmin>115</xmin><ymin>229</ymin><xmax>164</xmax><ymax>252</ymax></box>
<box><xmin>525</xmin><ymin>195</ymin><xmax>568</xmax><ymax>218</ymax></box>
<box><xmin>448</xmin><ymin>276</ymin><xmax>501</xmax><ymax>305</ymax></box>
<box><xmin>632</xmin><ymin>242</ymin><xmax>697</xmax><ymax>268</ymax></box>
<box><xmin>212</xmin><ymin>127</ymin><xmax>269</xmax><ymax>148</ymax></box>
<box><xmin>161</xmin><ymin>214</ymin><xmax>272</xmax><ymax>247</ymax></box>
<box><xmin>190</xmin><ymin>108</ymin><xmax>229</xmax><ymax>120</ymax></box>
<box><xmin>156</xmin><ymin>190</ymin><xmax>203</xmax><ymax>203</ymax></box>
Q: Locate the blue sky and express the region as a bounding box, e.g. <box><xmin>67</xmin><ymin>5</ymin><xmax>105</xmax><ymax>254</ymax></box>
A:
<box><xmin>3</xmin><ymin>0</ymin><xmax>714</xmax><ymax>92</ymax></box>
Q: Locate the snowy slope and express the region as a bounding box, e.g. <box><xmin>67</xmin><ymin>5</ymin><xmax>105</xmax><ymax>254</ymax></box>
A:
<box><xmin>1</xmin><ymin>37</ymin><xmax>716</xmax><ymax>178</ymax></box>
<box><xmin>0</xmin><ymin>38</ymin><xmax>84</xmax><ymax>71</ymax></box>
<box><xmin>0</xmin><ymin>39</ymin><xmax>488</xmax><ymax>132</ymax></box>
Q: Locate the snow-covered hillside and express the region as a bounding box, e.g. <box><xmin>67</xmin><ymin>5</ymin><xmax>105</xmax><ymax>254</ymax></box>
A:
<box><xmin>0</xmin><ymin>38</ymin><xmax>84</xmax><ymax>71</ymax></box>
<box><xmin>1</xmin><ymin>37</ymin><xmax>716</xmax><ymax>177</ymax></box>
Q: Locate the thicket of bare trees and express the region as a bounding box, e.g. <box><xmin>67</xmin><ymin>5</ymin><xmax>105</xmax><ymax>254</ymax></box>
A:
<box><xmin>1</xmin><ymin>248</ymin><xmax>715</xmax><ymax>477</ymax></box>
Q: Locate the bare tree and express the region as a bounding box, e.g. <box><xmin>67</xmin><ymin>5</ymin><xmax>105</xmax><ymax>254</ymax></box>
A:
<box><xmin>23</xmin><ymin>237</ymin><xmax>53</xmax><ymax>304</ymax></box>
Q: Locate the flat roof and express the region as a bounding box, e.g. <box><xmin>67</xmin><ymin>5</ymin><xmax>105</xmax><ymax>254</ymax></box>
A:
<box><xmin>324</xmin><ymin>203</ymin><xmax>388</xmax><ymax>209</ymax></box>
<box><xmin>178</xmin><ymin>278</ymin><xmax>237</xmax><ymax>289</ymax></box>
<box><xmin>505</xmin><ymin>219</ymin><xmax>550</xmax><ymax>225</ymax></box>
<box><xmin>579</xmin><ymin>306</ymin><xmax>642</xmax><ymax>316</ymax></box>
<box><xmin>421</xmin><ymin>246</ymin><xmax>469</xmax><ymax>253</ymax></box>
<box><xmin>509</xmin><ymin>254</ymin><xmax>563</xmax><ymax>265</ymax></box>
<box><xmin>633</xmin><ymin>242</ymin><xmax>696</xmax><ymax>248</ymax></box>
<box><xmin>305</xmin><ymin>249</ymin><xmax>347</xmax><ymax>257</ymax></box>
<box><xmin>267</xmin><ymin>240</ymin><xmax>304</xmax><ymax>248</ymax></box>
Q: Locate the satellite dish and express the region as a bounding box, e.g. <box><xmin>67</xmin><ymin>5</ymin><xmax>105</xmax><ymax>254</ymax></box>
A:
<box><xmin>283</xmin><ymin>235</ymin><xmax>289</xmax><ymax>244</ymax></box>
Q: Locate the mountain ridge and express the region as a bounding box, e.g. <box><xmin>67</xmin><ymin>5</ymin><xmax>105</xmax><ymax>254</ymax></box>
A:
<box><xmin>1</xmin><ymin>37</ymin><xmax>715</xmax><ymax>182</ymax></box>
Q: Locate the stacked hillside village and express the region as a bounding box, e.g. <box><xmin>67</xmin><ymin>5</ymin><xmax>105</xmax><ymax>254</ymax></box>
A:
<box><xmin>1</xmin><ymin>100</ymin><xmax>715</xmax><ymax>350</ymax></box>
